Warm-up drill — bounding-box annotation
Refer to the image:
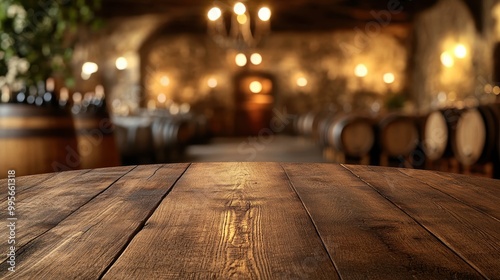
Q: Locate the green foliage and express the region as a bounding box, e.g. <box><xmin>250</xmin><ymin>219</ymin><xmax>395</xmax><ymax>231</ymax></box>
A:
<box><xmin>0</xmin><ymin>0</ymin><xmax>102</xmax><ymax>87</ymax></box>
<box><xmin>385</xmin><ymin>92</ymin><xmax>406</xmax><ymax>110</ymax></box>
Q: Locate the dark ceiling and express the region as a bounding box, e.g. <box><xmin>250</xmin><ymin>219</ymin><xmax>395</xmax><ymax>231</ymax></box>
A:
<box><xmin>101</xmin><ymin>0</ymin><xmax>441</xmax><ymax>32</ymax></box>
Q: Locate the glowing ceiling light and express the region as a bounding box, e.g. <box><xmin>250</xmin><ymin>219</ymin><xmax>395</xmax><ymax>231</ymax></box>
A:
<box><xmin>235</xmin><ymin>53</ymin><xmax>247</xmax><ymax>67</ymax></box>
<box><xmin>454</xmin><ymin>44</ymin><xmax>467</xmax><ymax>59</ymax></box>
<box><xmin>160</xmin><ymin>76</ymin><xmax>170</xmax><ymax>86</ymax></box>
<box><xmin>82</xmin><ymin>62</ymin><xmax>98</xmax><ymax>75</ymax></box>
<box><xmin>115</xmin><ymin>57</ymin><xmax>128</xmax><ymax>70</ymax></box>
<box><xmin>207</xmin><ymin>7</ymin><xmax>222</xmax><ymax>21</ymax></box>
<box><xmin>258</xmin><ymin>7</ymin><xmax>271</xmax><ymax>21</ymax></box>
<box><xmin>249</xmin><ymin>81</ymin><xmax>263</xmax><ymax>93</ymax></box>
<box><xmin>207</xmin><ymin>77</ymin><xmax>218</xmax><ymax>88</ymax></box>
<box><xmin>237</xmin><ymin>14</ymin><xmax>248</xmax><ymax>24</ymax></box>
<box><xmin>296</xmin><ymin>77</ymin><xmax>308</xmax><ymax>87</ymax></box>
<box><xmin>234</xmin><ymin>2</ymin><xmax>246</xmax><ymax>15</ymax></box>
<box><xmin>250</xmin><ymin>53</ymin><xmax>262</xmax><ymax>65</ymax></box>
<box><xmin>383</xmin><ymin>73</ymin><xmax>395</xmax><ymax>84</ymax></box>
<box><xmin>354</xmin><ymin>64</ymin><xmax>368</xmax><ymax>77</ymax></box>
<box><xmin>440</xmin><ymin>52</ymin><xmax>454</xmax><ymax>68</ymax></box>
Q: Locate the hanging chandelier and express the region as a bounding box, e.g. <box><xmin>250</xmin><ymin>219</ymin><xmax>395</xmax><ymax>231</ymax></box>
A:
<box><xmin>207</xmin><ymin>1</ymin><xmax>271</xmax><ymax>50</ymax></box>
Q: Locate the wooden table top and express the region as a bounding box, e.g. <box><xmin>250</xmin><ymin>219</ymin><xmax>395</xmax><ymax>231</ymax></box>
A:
<box><xmin>0</xmin><ymin>163</ymin><xmax>499</xmax><ymax>279</ymax></box>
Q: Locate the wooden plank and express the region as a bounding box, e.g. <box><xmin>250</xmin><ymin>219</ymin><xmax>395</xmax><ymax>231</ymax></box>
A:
<box><xmin>400</xmin><ymin>168</ymin><xmax>500</xmax><ymax>220</ymax></box>
<box><xmin>0</xmin><ymin>169</ymin><xmax>102</xmax><ymax>260</ymax></box>
<box><xmin>282</xmin><ymin>163</ymin><xmax>482</xmax><ymax>279</ymax></box>
<box><xmin>103</xmin><ymin>162</ymin><xmax>338</xmax><ymax>279</ymax></box>
<box><xmin>344</xmin><ymin>164</ymin><xmax>499</xmax><ymax>279</ymax></box>
<box><xmin>0</xmin><ymin>164</ymin><xmax>189</xmax><ymax>279</ymax></box>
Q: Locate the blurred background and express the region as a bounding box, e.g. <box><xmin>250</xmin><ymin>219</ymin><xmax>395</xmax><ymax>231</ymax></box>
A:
<box><xmin>1</xmin><ymin>0</ymin><xmax>500</xmax><ymax>178</ymax></box>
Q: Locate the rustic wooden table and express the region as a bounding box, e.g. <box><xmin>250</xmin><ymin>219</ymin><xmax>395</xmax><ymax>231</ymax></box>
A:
<box><xmin>0</xmin><ymin>163</ymin><xmax>499</xmax><ymax>279</ymax></box>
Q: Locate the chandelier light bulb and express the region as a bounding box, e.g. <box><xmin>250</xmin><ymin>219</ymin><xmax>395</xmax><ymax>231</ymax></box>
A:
<box><xmin>258</xmin><ymin>7</ymin><xmax>271</xmax><ymax>21</ymax></box>
<box><xmin>234</xmin><ymin>2</ymin><xmax>246</xmax><ymax>15</ymax></box>
<box><xmin>250</xmin><ymin>53</ymin><xmax>262</xmax><ymax>65</ymax></box>
<box><xmin>235</xmin><ymin>53</ymin><xmax>247</xmax><ymax>67</ymax></box>
<box><xmin>354</xmin><ymin>64</ymin><xmax>368</xmax><ymax>77</ymax></box>
<box><xmin>249</xmin><ymin>81</ymin><xmax>263</xmax><ymax>93</ymax></box>
<box><xmin>440</xmin><ymin>52</ymin><xmax>454</xmax><ymax>68</ymax></box>
<box><xmin>207</xmin><ymin>7</ymin><xmax>222</xmax><ymax>21</ymax></box>
<box><xmin>454</xmin><ymin>44</ymin><xmax>467</xmax><ymax>59</ymax></box>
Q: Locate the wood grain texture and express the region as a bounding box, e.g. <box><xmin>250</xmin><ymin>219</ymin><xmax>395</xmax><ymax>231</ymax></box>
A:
<box><xmin>282</xmin><ymin>163</ymin><xmax>482</xmax><ymax>279</ymax></box>
<box><xmin>0</xmin><ymin>164</ymin><xmax>189</xmax><ymax>279</ymax></box>
<box><xmin>103</xmin><ymin>162</ymin><xmax>338</xmax><ymax>279</ymax></box>
<box><xmin>399</xmin><ymin>168</ymin><xmax>500</xmax><ymax>220</ymax></box>
<box><xmin>344</xmin><ymin>164</ymin><xmax>499</xmax><ymax>278</ymax></box>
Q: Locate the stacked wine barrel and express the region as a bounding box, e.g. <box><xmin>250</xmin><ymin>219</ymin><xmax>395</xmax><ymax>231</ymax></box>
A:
<box><xmin>113</xmin><ymin>112</ymin><xmax>209</xmax><ymax>165</ymax></box>
<box><xmin>296</xmin><ymin>102</ymin><xmax>500</xmax><ymax>178</ymax></box>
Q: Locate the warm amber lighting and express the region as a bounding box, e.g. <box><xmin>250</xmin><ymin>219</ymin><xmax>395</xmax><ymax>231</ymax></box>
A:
<box><xmin>258</xmin><ymin>7</ymin><xmax>271</xmax><ymax>21</ymax></box>
<box><xmin>440</xmin><ymin>52</ymin><xmax>454</xmax><ymax>68</ymax></box>
<box><xmin>448</xmin><ymin>91</ymin><xmax>457</xmax><ymax>102</ymax></box>
<box><xmin>296</xmin><ymin>77</ymin><xmax>308</xmax><ymax>87</ymax></box>
<box><xmin>95</xmin><ymin>85</ymin><xmax>105</xmax><ymax>99</ymax></box>
<box><xmin>237</xmin><ymin>14</ymin><xmax>247</xmax><ymax>24</ymax></box>
<box><xmin>484</xmin><ymin>84</ymin><xmax>493</xmax><ymax>94</ymax></box>
<box><xmin>180</xmin><ymin>103</ymin><xmax>191</xmax><ymax>114</ymax></box>
<box><xmin>82</xmin><ymin>62</ymin><xmax>98</xmax><ymax>74</ymax></box>
<box><xmin>354</xmin><ymin>64</ymin><xmax>368</xmax><ymax>77</ymax></box>
<box><xmin>207</xmin><ymin>77</ymin><xmax>218</xmax><ymax>88</ymax></box>
<box><xmin>454</xmin><ymin>44</ymin><xmax>467</xmax><ymax>59</ymax></box>
<box><xmin>1</xmin><ymin>86</ymin><xmax>10</xmax><ymax>103</ymax></box>
<box><xmin>170</xmin><ymin>103</ymin><xmax>180</xmax><ymax>115</ymax></box>
<box><xmin>73</xmin><ymin>92</ymin><xmax>82</xmax><ymax>103</ymax></box>
<box><xmin>235</xmin><ymin>53</ymin><xmax>247</xmax><ymax>67</ymax></box>
<box><xmin>208</xmin><ymin>7</ymin><xmax>222</xmax><ymax>21</ymax></box>
<box><xmin>383</xmin><ymin>73</ymin><xmax>395</xmax><ymax>84</ymax></box>
<box><xmin>437</xmin><ymin>92</ymin><xmax>447</xmax><ymax>102</ymax></box>
<box><xmin>250</xmin><ymin>53</ymin><xmax>262</xmax><ymax>65</ymax></box>
<box><xmin>249</xmin><ymin>81</ymin><xmax>263</xmax><ymax>93</ymax></box>
<box><xmin>160</xmin><ymin>76</ymin><xmax>170</xmax><ymax>86</ymax></box>
<box><xmin>157</xmin><ymin>93</ymin><xmax>167</xmax><ymax>103</ymax></box>
<box><xmin>493</xmin><ymin>86</ymin><xmax>500</xmax><ymax>95</ymax></box>
<box><xmin>147</xmin><ymin>100</ymin><xmax>156</xmax><ymax>110</ymax></box>
<box><xmin>59</xmin><ymin>87</ymin><xmax>69</xmax><ymax>102</ymax></box>
<box><xmin>115</xmin><ymin>57</ymin><xmax>128</xmax><ymax>70</ymax></box>
<box><xmin>234</xmin><ymin>2</ymin><xmax>246</xmax><ymax>15</ymax></box>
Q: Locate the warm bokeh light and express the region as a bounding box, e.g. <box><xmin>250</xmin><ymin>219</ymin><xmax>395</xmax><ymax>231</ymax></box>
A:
<box><xmin>59</xmin><ymin>87</ymin><xmax>69</xmax><ymax>102</ymax></box>
<box><xmin>237</xmin><ymin>14</ymin><xmax>247</xmax><ymax>24</ymax></box>
<box><xmin>157</xmin><ymin>93</ymin><xmax>167</xmax><ymax>103</ymax></box>
<box><xmin>250</xmin><ymin>53</ymin><xmax>262</xmax><ymax>65</ymax></box>
<box><xmin>437</xmin><ymin>92</ymin><xmax>447</xmax><ymax>102</ymax></box>
<box><xmin>354</xmin><ymin>64</ymin><xmax>368</xmax><ymax>77</ymax></box>
<box><xmin>454</xmin><ymin>44</ymin><xmax>467</xmax><ymax>59</ymax></box>
<box><xmin>493</xmin><ymin>86</ymin><xmax>500</xmax><ymax>95</ymax></box>
<box><xmin>440</xmin><ymin>52</ymin><xmax>454</xmax><ymax>68</ymax></box>
<box><xmin>484</xmin><ymin>84</ymin><xmax>493</xmax><ymax>94</ymax></box>
<box><xmin>448</xmin><ymin>91</ymin><xmax>457</xmax><ymax>102</ymax></box>
<box><xmin>170</xmin><ymin>103</ymin><xmax>180</xmax><ymax>115</ymax></box>
<box><xmin>208</xmin><ymin>7</ymin><xmax>222</xmax><ymax>21</ymax></box>
<box><xmin>258</xmin><ymin>7</ymin><xmax>271</xmax><ymax>21</ymax></box>
<box><xmin>160</xmin><ymin>75</ymin><xmax>170</xmax><ymax>86</ymax></box>
<box><xmin>73</xmin><ymin>92</ymin><xmax>82</xmax><ymax>103</ymax></box>
<box><xmin>383</xmin><ymin>73</ymin><xmax>395</xmax><ymax>84</ymax></box>
<box><xmin>115</xmin><ymin>57</ymin><xmax>128</xmax><ymax>70</ymax></box>
<box><xmin>234</xmin><ymin>2</ymin><xmax>246</xmax><ymax>15</ymax></box>
<box><xmin>296</xmin><ymin>77</ymin><xmax>308</xmax><ymax>87</ymax></box>
<box><xmin>82</xmin><ymin>62</ymin><xmax>98</xmax><ymax>75</ymax></box>
<box><xmin>95</xmin><ymin>85</ymin><xmax>105</xmax><ymax>99</ymax></box>
<box><xmin>180</xmin><ymin>103</ymin><xmax>191</xmax><ymax>114</ymax></box>
<box><xmin>235</xmin><ymin>53</ymin><xmax>247</xmax><ymax>67</ymax></box>
<box><xmin>249</xmin><ymin>81</ymin><xmax>263</xmax><ymax>93</ymax></box>
<box><xmin>207</xmin><ymin>77</ymin><xmax>218</xmax><ymax>88</ymax></box>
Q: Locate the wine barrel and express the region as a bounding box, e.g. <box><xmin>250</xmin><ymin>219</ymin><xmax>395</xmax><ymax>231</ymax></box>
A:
<box><xmin>151</xmin><ymin>116</ymin><xmax>195</xmax><ymax>162</ymax></box>
<box><xmin>378</xmin><ymin>114</ymin><xmax>419</xmax><ymax>158</ymax></box>
<box><xmin>73</xmin><ymin>111</ymin><xmax>121</xmax><ymax>169</ymax></box>
<box><xmin>326</xmin><ymin>114</ymin><xmax>374</xmax><ymax>158</ymax></box>
<box><xmin>420</xmin><ymin>111</ymin><xmax>449</xmax><ymax>161</ymax></box>
<box><xmin>451</xmin><ymin>105</ymin><xmax>499</xmax><ymax>166</ymax></box>
<box><xmin>0</xmin><ymin>104</ymin><xmax>79</xmax><ymax>178</ymax></box>
<box><xmin>113</xmin><ymin>115</ymin><xmax>154</xmax><ymax>164</ymax></box>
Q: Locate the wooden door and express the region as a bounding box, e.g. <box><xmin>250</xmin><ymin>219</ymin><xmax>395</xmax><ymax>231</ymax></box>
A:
<box><xmin>233</xmin><ymin>72</ymin><xmax>275</xmax><ymax>136</ymax></box>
